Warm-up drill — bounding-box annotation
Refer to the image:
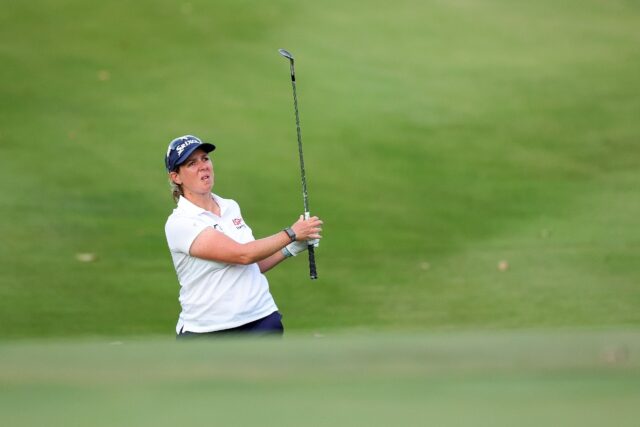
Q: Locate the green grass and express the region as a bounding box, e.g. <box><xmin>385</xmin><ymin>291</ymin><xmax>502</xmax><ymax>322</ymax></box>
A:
<box><xmin>1</xmin><ymin>330</ymin><xmax>639</xmax><ymax>426</ymax></box>
<box><xmin>1</xmin><ymin>0</ymin><xmax>639</xmax><ymax>338</ymax></box>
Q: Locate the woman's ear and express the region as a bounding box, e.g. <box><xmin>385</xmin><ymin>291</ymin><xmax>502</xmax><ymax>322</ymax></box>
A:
<box><xmin>169</xmin><ymin>171</ymin><xmax>182</xmax><ymax>185</ymax></box>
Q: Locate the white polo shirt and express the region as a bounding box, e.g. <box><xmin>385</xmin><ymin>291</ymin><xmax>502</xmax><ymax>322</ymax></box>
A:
<box><xmin>165</xmin><ymin>194</ymin><xmax>278</xmax><ymax>333</ymax></box>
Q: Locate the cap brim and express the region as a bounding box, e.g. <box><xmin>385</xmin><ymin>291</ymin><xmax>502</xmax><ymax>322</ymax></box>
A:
<box><xmin>174</xmin><ymin>142</ymin><xmax>216</xmax><ymax>169</ymax></box>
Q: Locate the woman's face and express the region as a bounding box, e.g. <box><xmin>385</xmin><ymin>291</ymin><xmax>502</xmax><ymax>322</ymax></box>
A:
<box><xmin>170</xmin><ymin>148</ymin><xmax>214</xmax><ymax>196</ymax></box>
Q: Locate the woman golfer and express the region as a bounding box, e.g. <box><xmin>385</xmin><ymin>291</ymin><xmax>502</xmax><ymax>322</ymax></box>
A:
<box><xmin>164</xmin><ymin>135</ymin><xmax>323</xmax><ymax>338</ymax></box>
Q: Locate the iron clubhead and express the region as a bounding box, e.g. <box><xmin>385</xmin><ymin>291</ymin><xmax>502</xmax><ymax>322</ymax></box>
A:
<box><xmin>278</xmin><ymin>48</ymin><xmax>294</xmax><ymax>61</ymax></box>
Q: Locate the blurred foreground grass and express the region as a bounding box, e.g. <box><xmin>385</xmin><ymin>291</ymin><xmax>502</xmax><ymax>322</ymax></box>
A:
<box><xmin>1</xmin><ymin>329</ymin><xmax>639</xmax><ymax>426</ymax></box>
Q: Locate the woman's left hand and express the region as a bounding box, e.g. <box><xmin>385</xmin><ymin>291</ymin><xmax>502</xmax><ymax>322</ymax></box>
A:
<box><xmin>290</xmin><ymin>214</ymin><xmax>323</xmax><ymax>241</ymax></box>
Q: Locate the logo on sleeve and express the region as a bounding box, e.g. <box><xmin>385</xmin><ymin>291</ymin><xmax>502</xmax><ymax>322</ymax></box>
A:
<box><xmin>232</xmin><ymin>218</ymin><xmax>246</xmax><ymax>229</ymax></box>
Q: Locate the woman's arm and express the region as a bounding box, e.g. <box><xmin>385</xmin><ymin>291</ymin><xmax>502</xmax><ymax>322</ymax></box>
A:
<box><xmin>257</xmin><ymin>250</ymin><xmax>287</xmax><ymax>273</ymax></box>
<box><xmin>257</xmin><ymin>239</ymin><xmax>317</xmax><ymax>273</ymax></box>
<box><xmin>189</xmin><ymin>216</ymin><xmax>322</xmax><ymax>265</ymax></box>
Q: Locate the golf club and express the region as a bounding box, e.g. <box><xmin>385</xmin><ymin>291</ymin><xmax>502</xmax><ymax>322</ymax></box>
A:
<box><xmin>278</xmin><ymin>48</ymin><xmax>317</xmax><ymax>280</ymax></box>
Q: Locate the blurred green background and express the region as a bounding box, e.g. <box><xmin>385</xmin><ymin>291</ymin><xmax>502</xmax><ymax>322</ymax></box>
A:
<box><xmin>1</xmin><ymin>0</ymin><xmax>639</xmax><ymax>338</ymax></box>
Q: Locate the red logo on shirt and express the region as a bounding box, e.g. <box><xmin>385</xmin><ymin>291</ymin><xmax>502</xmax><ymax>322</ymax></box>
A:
<box><xmin>232</xmin><ymin>218</ymin><xmax>244</xmax><ymax>228</ymax></box>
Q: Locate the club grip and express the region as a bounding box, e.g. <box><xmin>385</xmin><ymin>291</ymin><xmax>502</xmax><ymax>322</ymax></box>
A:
<box><xmin>308</xmin><ymin>245</ymin><xmax>317</xmax><ymax>280</ymax></box>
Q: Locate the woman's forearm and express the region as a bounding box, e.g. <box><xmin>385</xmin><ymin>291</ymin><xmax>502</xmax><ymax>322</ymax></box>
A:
<box><xmin>257</xmin><ymin>250</ymin><xmax>288</xmax><ymax>273</ymax></box>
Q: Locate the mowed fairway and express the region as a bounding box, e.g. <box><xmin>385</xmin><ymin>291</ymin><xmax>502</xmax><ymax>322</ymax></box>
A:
<box><xmin>1</xmin><ymin>1</ymin><xmax>639</xmax><ymax>335</ymax></box>
<box><xmin>1</xmin><ymin>330</ymin><xmax>639</xmax><ymax>427</ymax></box>
<box><xmin>2</xmin><ymin>2</ymin><xmax>638</xmax><ymax>423</ymax></box>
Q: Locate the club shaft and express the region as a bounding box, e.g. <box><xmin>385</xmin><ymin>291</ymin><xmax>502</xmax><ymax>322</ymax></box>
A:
<box><xmin>288</xmin><ymin>61</ymin><xmax>317</xmax><ymax>280</ymax></box>
<box><xmin>289</xmin><ymin>71</ymin><xmax>310</xmax><ymax>214</ymax></box>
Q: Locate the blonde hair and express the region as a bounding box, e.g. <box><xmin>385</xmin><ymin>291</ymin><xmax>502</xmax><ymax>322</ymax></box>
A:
<box><xmin>169</xmin><ymin>176</ymin><xmax>183</xmax><ymax>203</ymax></box>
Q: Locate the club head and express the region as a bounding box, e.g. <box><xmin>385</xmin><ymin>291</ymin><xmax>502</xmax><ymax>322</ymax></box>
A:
<box><xmin>278</xmin><ymin>48</ymin><xmax>294</xmax><ymax>61</ymax></box>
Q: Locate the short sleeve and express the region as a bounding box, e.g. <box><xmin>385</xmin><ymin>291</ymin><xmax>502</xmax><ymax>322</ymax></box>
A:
<box><xmin>165</xmin><ymin>216</ymin><xmax>211</xmax><ymax>254</ymax></box>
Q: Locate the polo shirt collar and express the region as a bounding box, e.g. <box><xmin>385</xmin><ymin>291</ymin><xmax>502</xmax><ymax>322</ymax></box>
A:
<box><xmin>177</xmin><ymin>194</ymin><xmax>227</xmax><ymax>216</ymax></box>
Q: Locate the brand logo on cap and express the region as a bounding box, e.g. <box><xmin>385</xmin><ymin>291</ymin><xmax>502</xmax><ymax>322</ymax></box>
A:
<box><xmin>175</xmin><ymin>138</ymin><xmax>199</xmax><ymax>156</ymax></box>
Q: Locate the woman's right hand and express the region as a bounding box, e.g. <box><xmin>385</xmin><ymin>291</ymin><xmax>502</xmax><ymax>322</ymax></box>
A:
<box><xmin>290</xmin><ymin>214</ymin><xmax>323</xmax><ymax>242</ymax></box>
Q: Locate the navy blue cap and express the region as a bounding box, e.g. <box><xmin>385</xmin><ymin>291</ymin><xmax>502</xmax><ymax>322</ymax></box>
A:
<box><xmin>165</xmin><ymin>135</ymin><xmax>216</xmax><ymax>172</ymax></box>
